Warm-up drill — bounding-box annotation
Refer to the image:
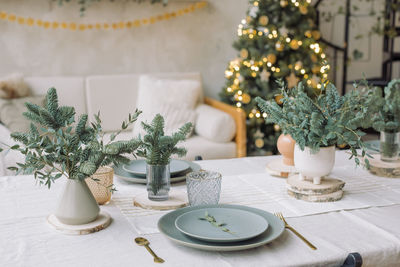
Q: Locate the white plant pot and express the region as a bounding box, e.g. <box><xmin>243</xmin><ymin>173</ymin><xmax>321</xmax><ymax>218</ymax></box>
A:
<box><xmin>55</xmin><ymin>179</ymin><xmax>100</xmax><ymax>225</ymax></box>
<box><xmin>294</xmin><ymin>144</ymin><xmax>336</xmax><ymax>185</ymax></box>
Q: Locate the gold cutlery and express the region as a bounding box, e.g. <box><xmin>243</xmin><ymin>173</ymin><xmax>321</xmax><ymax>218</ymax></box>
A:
<box><xmin>274</xmin><ymin>212</ymin><xmax>317</xmax><ymax>250</ymax></box>
<box><xmin>135</xmin><ymin>237</ymin><xmax>165</xmax><ymax>263</ymax></box>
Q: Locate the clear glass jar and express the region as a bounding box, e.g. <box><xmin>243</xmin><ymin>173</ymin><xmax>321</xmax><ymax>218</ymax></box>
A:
<box><xmin>146</xmin><ymin>164</ymin><xmax>170</xmax><ymax>201</ymax></box>
<box><xmin>380</xmin><ymin>131</ymin><xmax>400</xmax><ymax>162</ymax></box>
<box><xmin>186</xmin><ymin>170</ymin><xmax>222</xmax><ymax>206</ymax></box>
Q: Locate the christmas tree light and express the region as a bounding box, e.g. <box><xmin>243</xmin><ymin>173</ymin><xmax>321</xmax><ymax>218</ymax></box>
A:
<box><xmin>220</xmin><ymin>0</ymin><xmax>329</xmax><ymax>155</ymax></box>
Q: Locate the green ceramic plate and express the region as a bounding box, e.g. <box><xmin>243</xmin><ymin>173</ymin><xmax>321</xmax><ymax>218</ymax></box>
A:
<box><xmin>158</xmin><ymin>204</ymin><xmax>285</xmax><ymax>251</ymax></box>
<box><xmin>364</xmin><ymin>140</ymin><xmax>380</xmax><ymax>153</ymax></box>
<box><xmin>114</xmin><ymin>161</ymin><xmax>201</xmax><ymax>184</ymax></box>
<box><xmin>123</xmin><ymin>159</ymin><xmax>190</xmax><ymax>177</ymax></box>
<box><xmin>175</xmin><ymin>207</ymin><xmax>269</xmax><ymax>243</ymax></box>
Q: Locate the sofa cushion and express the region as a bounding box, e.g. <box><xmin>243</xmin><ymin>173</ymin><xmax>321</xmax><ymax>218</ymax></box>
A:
<box><xmin>24</xmin><ymin>76</ymin><xmax>86</xmax><ymax>119</ymax></box>
<box><xmin>194</xmin><ymin>104</ymin><xmax>236</xmax><ymax>143</ymax></box>
<box><xmin>179</xmin><ymin>135</ymin><xmax>236</xmax><ymax>160</ymax></box>
<box><xmin>86</xmin><ymin>72</ymin><xmax>202</xmax><ymax>132</ymax></box>
<box><xmin>0</xmin><ymin>96</ymin><xmax>45</xmax><ymax>132</ymax></box>
<box><xmin>0</xmin><ymin>73</ymin><xmax>30</xmax><ymax>99</ymax></box>
<box><xmin>132</xmin><ymin>75</ymin><xmax>202</xmax><ymax>136</ymax></box>
<box><xmin>86</xmin><ymin>74</ymin><xmax>140</xmax><ymax>132</ymax></box>
<box><xmin>133</xmin><ymin>104</ymin><xmax>197</xmax><ymax>137</ymax></box>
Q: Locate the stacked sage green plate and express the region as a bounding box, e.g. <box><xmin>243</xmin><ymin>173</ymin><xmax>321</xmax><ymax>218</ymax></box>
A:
<box><xmin>158</xmin><ymin>204</ymin><xmax>285</xmax><ymax>251</ymax></box>
<box><xmin>114</xmin><ymin>160</ymin><xmax>201</xmax><ymax>184</ymax></box>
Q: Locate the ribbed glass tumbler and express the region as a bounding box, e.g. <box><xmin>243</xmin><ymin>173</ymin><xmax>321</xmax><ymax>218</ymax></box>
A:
<box><xmin>186</xmin><ymin>170</ymin><xmax>222</xmax><ymax>206</ymax></box>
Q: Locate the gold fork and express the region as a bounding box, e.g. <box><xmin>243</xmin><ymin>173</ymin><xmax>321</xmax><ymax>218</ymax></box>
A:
<box><xmin>275</xmin><ymin>212</ymin><xmax>317</xmax><ymax>250</ymax></box>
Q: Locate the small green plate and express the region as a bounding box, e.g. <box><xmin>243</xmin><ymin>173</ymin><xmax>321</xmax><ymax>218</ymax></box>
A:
<box><xmin>364</xmin><ymin>140</ymin><xmax>380</xmax><ymax>153</ymax></box>
<box><xmin>114</xmin><ymin>161</ymin><xmax>201</xmax><ymax>184</ymax></box>
<box><xmin>175</xmin><ymin>207</ymin><xmax>268</xmax><ymax>243</ymax></box>
<box><xmin>123</xmin><ymin>159</ymin><xmax>190</xmax><ymax>177</ymax></box>
<box><xmin>158</xmin><ymin>204</ymin><xmax>285</xmax><ymax>251</ymax></box>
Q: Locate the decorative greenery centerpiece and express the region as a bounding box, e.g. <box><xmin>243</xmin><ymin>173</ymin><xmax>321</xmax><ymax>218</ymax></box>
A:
<box><xmin>6</xmin><ymin>87</ymin><xmax>141</xmax><ymax>225</ymax></box>
<box><xmin>361</xmin><ymin>79</ymin><xmax>400</xmax><ymax>161</ymax></box>
<box><xmin>255</xmin><ymin>81</ymin><xmax>375</xmax><ymax>166</ymax></box>
<box><xmin>137</xmin><ymin>114</ymin><xmax>192</xmax><ymax>200</ymax></box>
<box><xmin>9</xmin><ymin>87</ymin><xmax>141</xmax><ymax>186</ymax></box>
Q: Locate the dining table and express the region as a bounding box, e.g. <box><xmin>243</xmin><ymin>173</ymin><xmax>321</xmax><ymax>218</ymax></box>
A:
<box><xmin>1</xmin><ymin>150</ymin><xmax>400</xmax><ymax>267</ymax></box>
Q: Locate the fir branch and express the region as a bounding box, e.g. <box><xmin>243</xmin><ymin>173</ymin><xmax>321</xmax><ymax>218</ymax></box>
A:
<box><xmin>137</xmin><ymin>114</ymin><xmax>193</xmax><ymax>166</ymax></box>
<box><xmin>9</xmin><ymin>87</ymin><xmax>142</xmax><ymax>188</ymax></box>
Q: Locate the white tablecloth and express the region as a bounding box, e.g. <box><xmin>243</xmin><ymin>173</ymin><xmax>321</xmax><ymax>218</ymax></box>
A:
<box><xmin>1</xmin><ymin>151</ymin><xmax>400</xmax><ymax>267</ymax></box>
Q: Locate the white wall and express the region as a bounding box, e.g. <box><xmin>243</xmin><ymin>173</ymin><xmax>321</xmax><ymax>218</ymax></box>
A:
<box><xmin>0</xmin><ymin>0</ymin><xmax>397</xmax><ymax>97</ymax></box>
<box><xmin>0</xmin><ymin>0</ymin><xmax>248</xmax><ymax>99</ymax></box>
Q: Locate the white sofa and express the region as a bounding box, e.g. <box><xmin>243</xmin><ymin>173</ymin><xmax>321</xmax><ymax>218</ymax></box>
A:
<box><xmin>0</xmin><ymin>72</ymin><xmax>246</xmax><ymax>175</ymax></box>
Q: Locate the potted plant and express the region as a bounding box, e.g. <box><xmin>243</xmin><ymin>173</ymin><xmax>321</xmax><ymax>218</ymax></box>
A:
<box><xmin>137</xmin><ymin>114</ymin><xmax>193</xmax><ymax>201</ymax></box>
<box><xmin>256</xmin><ymin>81</ymin><xmax>372</xmax><ymax>184</ymax></box>
<box><xmin>364</xmin><ymin>79</ymin><xmax>400</xmax><ymax>162</ymax></box>
<box><xmin>5</xmin><ymin>88</ymin><xmax>141</xmax><ymax>225</ymax></box>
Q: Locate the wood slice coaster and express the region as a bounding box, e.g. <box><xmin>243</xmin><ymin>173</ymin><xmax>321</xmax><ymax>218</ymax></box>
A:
<box><xmin>367</xmin><ymin>154</ymin><xmax>400</xmax><ymax>178</ymax></box>
<box><xmin>133</xmin><ymin>190</ymin><xmax>188</xmax><ymax>210</ymax></box>
<box><xmin>287</xmin><ymin>175</ymin><xmax>345</xmax><ymax>195</ymax></box>
<box><xmin>266</xmin><ymin>158</ymin><xmax>297</xmax><ymax>178</ymax></box>
<box><xmin>47</xmin><ymin>211</ymin><xmax>111</xmax><ymax>235</ymax></box>
<box><xmin>287</xmin><ymin>189</ymin><xmax>344</xmax><ymax>202</ymax></box>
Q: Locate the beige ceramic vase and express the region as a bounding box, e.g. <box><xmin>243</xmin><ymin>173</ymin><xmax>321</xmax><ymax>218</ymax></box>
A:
<box><xmin>277</xmin><ymin>134</ymin><xmax>296</xmax><ymax>166</ymax></box>
<box><xmin>55</xmin><ymin>179</ymin><xmax>100</xmax><ymax>225</ymax></box>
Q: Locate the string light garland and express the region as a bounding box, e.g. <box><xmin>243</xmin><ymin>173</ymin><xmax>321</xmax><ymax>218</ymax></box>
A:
<box><xmin>0</xmin><ymin>1</ymin><xmax>207</xmax><ymax>31</ymax></box>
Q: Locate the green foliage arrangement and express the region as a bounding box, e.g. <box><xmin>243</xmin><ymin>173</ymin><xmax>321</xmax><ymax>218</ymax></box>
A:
<box><xmin>5</xmin><ymin>88</ymin><xmax>141</xmax><ymax>188</ymax></box>
<box><xmin>255</xmin><ymin>81</ymin><xmax>375</xmax><ymax>165</ymax></box>
<box><xmin>137</xmin><ymin>114</ymin><xmax>193</xmax><ymax>166</ymax></box>
<box><xmin>360</xmin><ymin>79</ymin><xmax>400</xmax><ymax>133</ymax></box>
<box><xmin>54</xmin><ymin>0</ymin><xmax>168</xmax><ymax>16</ymax></box>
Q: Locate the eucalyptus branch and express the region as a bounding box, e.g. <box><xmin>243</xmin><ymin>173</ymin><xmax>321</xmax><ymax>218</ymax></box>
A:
<box><xmin>256</xmin><ymin>81</ymin><xmax>373</xmax><ymax>166</ymax></box>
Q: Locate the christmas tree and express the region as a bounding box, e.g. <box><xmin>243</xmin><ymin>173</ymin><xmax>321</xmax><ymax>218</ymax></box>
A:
<box><xmin>220</xmin><ymin>0</ymin><xmax>330</xmax><ymax>155</ymax></box>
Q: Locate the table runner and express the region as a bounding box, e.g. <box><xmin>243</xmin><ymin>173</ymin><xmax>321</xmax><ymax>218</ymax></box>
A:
<box><xmin>113</xmin><ymin>151</ymin><xmax>400</xmax><ymax>235</ymax></box>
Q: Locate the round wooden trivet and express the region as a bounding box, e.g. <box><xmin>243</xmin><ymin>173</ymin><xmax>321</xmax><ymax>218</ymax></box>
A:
<box><xmin>367</xmin><ymin>154</ymin><xmax>400</xmax><ymax>178</ymax></box>
<box><xmin>133</xmin><ymin>190</ymin><xmax>188</xmax><ymax>211</ymax></box>
<box><xmin>47</xmin><ymin>211</ymin><xmax>111</xmax><ymax>235</ymax></box>
<box><xmin>287</xmin><ymin>175</ymin><xmax>345</xmax><ymax>195</ymax></box>
<box><xmin>266</xmin><ymin>158</ymin><xmax>297</xmax><ymax>178</ymax></box>
<box><xmin>287</xmin><ymin>189</ymin><xmax>344</xmax><ymax>202</ymax></box>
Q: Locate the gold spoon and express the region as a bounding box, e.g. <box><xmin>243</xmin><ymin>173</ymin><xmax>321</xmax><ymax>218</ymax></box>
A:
<box><xmin>135</xmin><ymin>237</ymin><xmax>165</xmax><ymax>263</ymax></box>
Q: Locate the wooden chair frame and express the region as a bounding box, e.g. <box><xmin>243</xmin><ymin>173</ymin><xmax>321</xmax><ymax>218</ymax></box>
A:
<box><xmin>204</xmin><ymin>97</ymin><xmax>247</xmax><ymax>158</ymax></box>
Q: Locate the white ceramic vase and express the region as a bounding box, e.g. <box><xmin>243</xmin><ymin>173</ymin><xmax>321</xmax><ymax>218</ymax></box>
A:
<box><xmin>294</xmin><ymin>144</ymin><xmax>336</xmax><ymax>185</ymax></box>
<box><xmin>55</xmin><ymin>179</ymin><xmax>100</xmax><ymax>225</ymax></box>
